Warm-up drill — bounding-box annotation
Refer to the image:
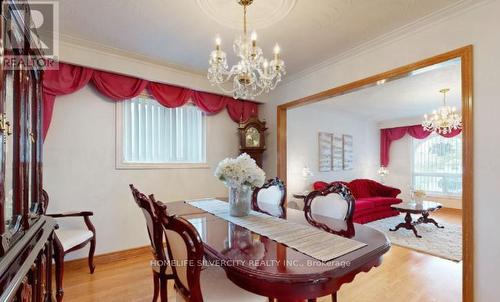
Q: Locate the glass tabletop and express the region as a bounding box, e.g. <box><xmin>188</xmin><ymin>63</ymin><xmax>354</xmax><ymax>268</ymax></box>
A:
<box><xmin>165</xmin><ymin>200</ymin><xmax>390</xmax><ymax>278</ymax></box>
<box><xmin>392</xmin><ymin>200</ymin><xmax>442</xmax><ymax>212</ymax></box>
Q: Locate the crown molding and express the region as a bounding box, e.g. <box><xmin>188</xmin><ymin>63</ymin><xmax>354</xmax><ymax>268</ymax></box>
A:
<box><xmin>58</xmin><ymin>33</ymin><xmax>207</xmax><ymax>78</ymax></box>
<box><xmin>281</xmin><ymin>0</ymin><xmax>490</xmax><ymax>87</ymax></box>
<box><xmin>57</xmin><ymin>33</ymin><xmax>260</xmax><ymax>101</ymax></box>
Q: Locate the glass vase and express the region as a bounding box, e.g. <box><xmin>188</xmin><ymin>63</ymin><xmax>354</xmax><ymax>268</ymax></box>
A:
<box><xmin>228</xmin><ymin>185</ymin><xmax>252</xmax><ymax>217</ymax></box>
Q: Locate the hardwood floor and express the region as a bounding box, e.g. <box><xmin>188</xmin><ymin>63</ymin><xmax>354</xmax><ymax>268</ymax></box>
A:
<box><xmin>61</xmin><ymin>209</ymin><xmax>462</xmax><ymax>302</ymax></box>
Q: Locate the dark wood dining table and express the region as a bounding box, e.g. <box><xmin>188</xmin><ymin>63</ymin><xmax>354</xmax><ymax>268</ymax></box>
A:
<box><xmin>167</xmin><ymin>200</ymin><xmax>391</xmax><ymax>302</ymax></box>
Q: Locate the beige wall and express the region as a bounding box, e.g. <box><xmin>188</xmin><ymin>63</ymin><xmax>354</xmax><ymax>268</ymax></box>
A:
<box><xmin>261</xmin><ymin>1</ymin><xmax>500</xmax><ymax>300</ymax></box>
<box><xmin>286</xmin><ymin>104</ymin><xmax>379</xmax><ymax>207</ymax></box>
<box><xmin>43</xmin><ymin>86</ymin><xmax>240</xmax><ymax>260</ymax></box>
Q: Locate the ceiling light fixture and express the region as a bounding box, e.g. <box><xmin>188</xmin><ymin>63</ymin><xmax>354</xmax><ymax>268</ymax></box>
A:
<box><xmin>207</xmin><ymin>0</ymin><xmax>286</xmax><ymax>100</ymax></box>
<box><xmin>422</xmin><ymin>88</ymin><xmax>462</xmax><ymax>134</ymax></box>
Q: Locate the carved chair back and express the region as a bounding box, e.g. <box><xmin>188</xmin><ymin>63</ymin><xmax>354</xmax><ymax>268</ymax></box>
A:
<box><xmin>303</xmin><ymin>182</ymin><xmax>356</xmax><ymax>237</ymax></box>
<box><xmin>41</xmin><ymin>189</ymin><xmax>50</xmax><ymax>214</ymax></box>
<box><xmin>252</xmin><ymin>177</ymin><xmax>286</xmax><ymax>218</ymax></box>
<box><xmin>129</xmin><ymin>185</ymin><xmax>166</xmax><ymax>263</ymax></box>
<box><xmin>151</xmin><ymin>196</ymin><xmax>205</xmax><ymax>302</ymax></box>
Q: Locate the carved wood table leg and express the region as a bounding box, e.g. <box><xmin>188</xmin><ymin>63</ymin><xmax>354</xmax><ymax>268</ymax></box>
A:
<box><xmin>53</xmin><ymin>236</ymin><xmax>64</xmax><ymax>302</ymax></box>
<box><xmin>390</xmin><ymin>212</ymin><xmax>422</xmax><ymax>238</ymax></box>
<box><xmin>420</xmin><ymin>212</ymin><xmax>445</xmax><ymax>228</ymax></box>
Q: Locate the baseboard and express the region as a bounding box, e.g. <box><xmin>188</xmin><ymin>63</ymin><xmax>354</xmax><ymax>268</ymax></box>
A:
<box><xmin>63</xmin><ymin>245</ymin><xmax>151</xmax><ymax>271</ymax></box>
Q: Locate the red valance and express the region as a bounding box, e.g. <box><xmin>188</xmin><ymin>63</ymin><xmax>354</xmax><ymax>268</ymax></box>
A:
<box><xmin>42</xmin><ymin>62</ymin><xmax>259</xmax><ymax>139</ymax></box>
<box><xmin>380</xmin><ymin>124</ymin><xmax>461</xmax><ymax>167</ymax></box>
<box><xmin>148</xmin><ymin>83</ymin><xmax>192</xmax><ymax>108</ymax></box>
<box><xmin>192</xmin><ymin>91</ymin><xmax>228</xmax><ymax>114</ymax></box>
<box><xmin>226</xmin><ymin>99</ymin><xmax>258</xmax><ymax>123</ymax></box>
<box><xmin>43</xmin><ymin>64</ymin><xmax>93</xmax><ymax>137</ymax></box>
<box><xmin>91</xmin><ymin>71</ymin><xmax>149</xmax><ymax>101</ymax></box>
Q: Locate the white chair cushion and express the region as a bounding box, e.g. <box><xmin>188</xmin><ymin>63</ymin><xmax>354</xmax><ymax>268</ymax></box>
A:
<box><xmin>311</xmin><ymin>193</ymin><xmax>349</xmax><ymax>220</ymax></box>
<box><xmin>55</xmin><ymin>228</ymin><xmax>93</xmax><ymax>251</ymax></box>
<box><xmin>166</xmin><ymin>229</ymin><xmax>190</xmax><ymax>290</ymax></box>
<box><xmin>175</xmin><ymin>266</ymin><xmax>267</xmax><ymax>302</ymax></box>
<box><xmin>256</xmin><ymin>185</ymin><xmax>283</xmax><ymax>217</ymax></box>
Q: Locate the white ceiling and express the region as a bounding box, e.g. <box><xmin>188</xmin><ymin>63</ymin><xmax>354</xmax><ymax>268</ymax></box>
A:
<box><xmin>292</xmin><ymin>58</ymin><xmax>462</xmax><ymax>122</ymax></box>
<box><xmin>56</xmin><ymin>0</ymin><xmax>460</xmax><ymax>77</ymax></box>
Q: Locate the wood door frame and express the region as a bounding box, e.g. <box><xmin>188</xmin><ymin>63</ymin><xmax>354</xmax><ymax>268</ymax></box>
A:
<box><xmin>276</xmin><ymin>45</ymin><xmax>473</xmax><ymax>301</ymax></box>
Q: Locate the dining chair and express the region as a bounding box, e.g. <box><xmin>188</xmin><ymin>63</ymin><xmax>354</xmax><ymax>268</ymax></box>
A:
<box><xmin>150</xmin><ymin>195</ymin><xmax>267</xmax><ymax>302</ymax></box>
<box><xmin>129</xmin><ymin>185</ymin><xmax>174</xmax><ymax>302</ymax></box>
<box><xmin>303</xmin><ymin>182</ymin><xmax>357</xmax><ymax>302</ymax></box>
<box><xmin>252</xmin><ymin>177</ymin><xmax>286</xmax><ymax>218</ymax></box>
<box><xmin>42</xmin><ymin>190</ymin><xmax>96</xmax><ymax>302</ymax></box>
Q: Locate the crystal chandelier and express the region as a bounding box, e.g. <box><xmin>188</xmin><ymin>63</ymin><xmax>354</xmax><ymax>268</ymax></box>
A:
<box><xmin>207</xmin><ymin>0</ymin><xmax>286</xmax><ymax>100</ymax></box>
<box><xmin>422</xmin><ymin>88</ymin><xmax>462</xmax><ymax>134</ymax></box>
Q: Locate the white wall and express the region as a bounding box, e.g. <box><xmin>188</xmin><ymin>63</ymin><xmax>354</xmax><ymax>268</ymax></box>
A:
<box><xmin>261</xmin><ymin>1</ymin><xmax>500</xmax><ymax>300</ymax></box>
<box><xmin>43</xmin><ymin>86</ymin><xmax>240</xmax><ymax>260</ymax></box>
<box><xmin>286</xmin><ymin>105</ymin><xmax>379</xmax><ymax>207</ymax></box>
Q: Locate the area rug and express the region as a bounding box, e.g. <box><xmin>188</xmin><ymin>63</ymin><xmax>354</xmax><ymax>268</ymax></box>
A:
<box><xmin>366</xmin><ymin>215</ymin><xmax>462</xmax><ymax>262</ymax></box>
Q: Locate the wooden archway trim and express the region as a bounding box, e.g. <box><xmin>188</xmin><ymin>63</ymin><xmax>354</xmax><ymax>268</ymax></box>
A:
<box><xmin>276</xmin><ymin>45</ymin><xmax>473</xmax><ymax>302</ymax></box>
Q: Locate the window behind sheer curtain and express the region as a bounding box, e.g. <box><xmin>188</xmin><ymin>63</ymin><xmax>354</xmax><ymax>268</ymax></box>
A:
<box><xmin>412</xmin><ymin>133</ymin><xmax>462</xmax><ymax>196</ymax></box>
<box><xmin>121</xmin><ymin>96</ymin><xmax>206</xmax><ymax>164</ymax></box>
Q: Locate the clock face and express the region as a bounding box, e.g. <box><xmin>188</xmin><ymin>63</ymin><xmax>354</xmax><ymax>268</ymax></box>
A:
<box><xmin>245</xmin><ymin>127</ymin><xmax>261</xmax><ymax>147</ymax></box>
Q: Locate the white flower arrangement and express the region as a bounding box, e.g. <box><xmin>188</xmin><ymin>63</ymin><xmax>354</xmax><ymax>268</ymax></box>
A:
<box><xmin>215</xmin><ymin>153</ymin><xmax>266</xmax><ymax>188</ymax></box>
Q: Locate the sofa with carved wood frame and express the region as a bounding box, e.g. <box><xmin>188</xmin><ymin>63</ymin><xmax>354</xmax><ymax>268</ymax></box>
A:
<box><xmin>313</xmin><ymin>179</ymin><xmax>402</xmax><ymax>224</ymax></box>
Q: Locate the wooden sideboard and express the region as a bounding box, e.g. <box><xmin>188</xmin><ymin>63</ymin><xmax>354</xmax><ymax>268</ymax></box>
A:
<box><xmin>0</xmin><ymin>1</ymin><xmax>57</xmax><ymax>301</ymax></box>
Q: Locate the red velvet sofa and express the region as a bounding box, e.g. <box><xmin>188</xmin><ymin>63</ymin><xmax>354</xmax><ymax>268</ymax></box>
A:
<box><xmin>313</xmin><ymin>179</ymin><xmax>402</xmax><ymax>224</ymax></box>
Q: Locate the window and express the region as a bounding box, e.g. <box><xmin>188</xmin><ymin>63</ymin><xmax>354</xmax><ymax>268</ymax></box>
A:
<box><xmin>117</xmin><ymin>95</ymin><xmax>206</xmax><ymax>168</ymax></box>
<box><xmin>412</xmin><ymin>133</ymin><xmax>462</xmax><ymax>196</ymax></box>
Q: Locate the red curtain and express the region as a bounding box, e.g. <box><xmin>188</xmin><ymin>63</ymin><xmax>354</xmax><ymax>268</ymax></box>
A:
<box><xmin>91</xmin><ymin>71</ymin><xmax>148</xmax><ymax>101</ymax></box>
<box><xmin>406</xmin><ymin>124</ymin><xmax>432</xmax><ymax>139</ymax></box>
<box><xmin>149</xmin><ymin>82</ymin><xmax>192</xmax><ymax>108</ymax></box>
<box><xmin>380</xmin><ymin>124</ymin><xmax>461</xmax><ymax>167</ymax></box>
<box><xmin>226</xmin><ymin>99</ymin><xmax>259</xmax><ymax>123</ymax></box>
<box><xmin>380</xmin><ymin>126</ymin><xmax>408</xmax><ymax>167</ymax></box>
<box><xmin>42</xmin><ymin>62</ymin><xmax>259</xmax><ymax>139</ymax></box>
<box><xmin>42</xmin><ymin>64</ymin><xmax>93</xmax><ymax>137</ymax></box>
<box><xmin>192</xmin><ymin>91</ymin><xmax>228</xmax><ymax>114</ymax></box>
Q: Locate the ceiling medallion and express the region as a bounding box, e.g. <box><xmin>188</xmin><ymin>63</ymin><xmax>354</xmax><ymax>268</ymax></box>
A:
<box><xmin>207</xmin><ymin>0</ymin><xmax>286</xmax><ymax>100</ymax></box>
<box><xmin>422</xmin><ymin>88</ymin><xmax>462</xmax><ymax>134</ymax></box>
<box><xmin>196</xmin><ymin>0</ymin><xmax>296</xmax><ymax>30</ymax></box>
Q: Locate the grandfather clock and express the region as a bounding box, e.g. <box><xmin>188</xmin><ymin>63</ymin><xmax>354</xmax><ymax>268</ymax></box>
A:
<box><xmin>238</xmin><ymin>117</ymin><xmax>267</xmax><ymax>167</ymax></box>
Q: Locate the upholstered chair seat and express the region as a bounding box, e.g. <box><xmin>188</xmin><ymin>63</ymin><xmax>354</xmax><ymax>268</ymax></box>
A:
<box><xmin>42</xmin><ymin>190</ymin><xmax>96</xmax><ymax>302</ymax></box>
<box><xmin>54</xmin><ymin>228</ymin><xmax>94</xmax><ymax>251</ymax></box>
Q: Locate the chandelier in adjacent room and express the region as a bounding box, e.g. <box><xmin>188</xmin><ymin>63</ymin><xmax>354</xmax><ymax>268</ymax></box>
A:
<box><xmin>207</xmin><ymin>0</ymin><xmax>286</xmax><ymax>100</ymax></box>
<box><xmin>422</xmin><ymin>88</ymin><xmax>462</xmax><ymax>134</ymax></box>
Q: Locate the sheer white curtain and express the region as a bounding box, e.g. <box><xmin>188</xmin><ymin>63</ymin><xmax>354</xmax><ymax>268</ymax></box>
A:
<box><xmin>122</xmin><ymin>96</ymin><xmax>206</xmax><ymax>163</ymax></box>
<box><xmin>412</xmin><ymin>133</ymin><xmax>462</xmax><ymax>195</ymax></box>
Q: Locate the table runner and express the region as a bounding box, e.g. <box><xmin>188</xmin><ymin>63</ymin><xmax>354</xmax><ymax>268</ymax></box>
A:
<box><xmin>187</xmin><ymin>199</ymin><xmax>367</xmax><ymax>262</ymax></box>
